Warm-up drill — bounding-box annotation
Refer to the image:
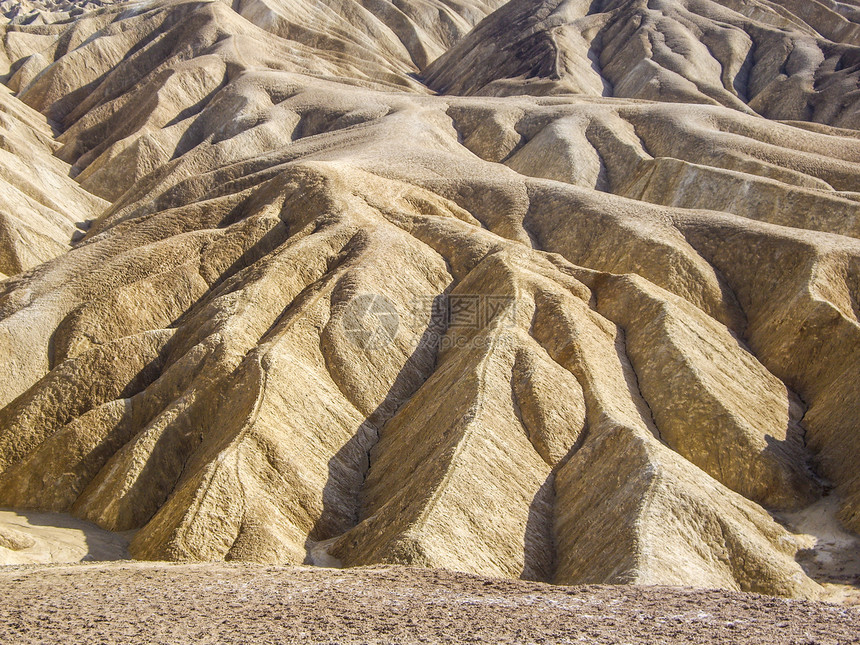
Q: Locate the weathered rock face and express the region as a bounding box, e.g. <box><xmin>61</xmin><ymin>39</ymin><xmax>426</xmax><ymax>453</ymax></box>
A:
<box><xmin>0</xmin><ymin>0</ymin><xmax>858</xmax><ymax>599</ymax></box>
<box><xmin>425</xmin><ymin>0</ymin><xmax>860</xmax><ymax>128</ymax></box>
<box><xmin>0</xmin><ymin>0</ymin><xmax>116</xmax><ymax>26</ymax></box>
<box><xmin>0</xmin><ymin>84</ymin><xmax>106</xmax><ymax>276</ymax></box>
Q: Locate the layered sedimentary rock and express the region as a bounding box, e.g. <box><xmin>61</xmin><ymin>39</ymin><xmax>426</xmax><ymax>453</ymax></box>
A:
<box><xmin>0</xmin><ymin>0</ymin><xmax>858</xmax><ymax>599</ymax></box>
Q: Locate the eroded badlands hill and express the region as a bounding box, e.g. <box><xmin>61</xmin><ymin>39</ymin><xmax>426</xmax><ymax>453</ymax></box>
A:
<box><xmin>0</xmin><ymin>0</ymin><xmax>858</xmax><ymax>600</ymax></box>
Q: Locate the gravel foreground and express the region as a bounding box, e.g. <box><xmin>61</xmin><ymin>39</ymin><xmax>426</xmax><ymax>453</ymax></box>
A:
<box><xmin>0</xmin><ymin>563</ymin><xmax>858</xmax><ymax>644</ymax></box>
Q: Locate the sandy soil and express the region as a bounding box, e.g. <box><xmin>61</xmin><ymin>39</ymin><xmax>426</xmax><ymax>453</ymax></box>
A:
<box><xmin>778</xmin><ymin>496</ymin><xmax>860</xmax><ymax>605</ymax></box>
<box><xmin>0</xmin><ymin>509</ymin><xmax>129</xmax><ymax>565</ymax></box>
<box><xmin>0</xmin><ymin>562</ymin><xmax>858</xmax><ymax>644</ymax></box>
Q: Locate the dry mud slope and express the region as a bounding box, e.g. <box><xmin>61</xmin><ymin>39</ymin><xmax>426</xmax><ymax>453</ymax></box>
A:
<box><xmin>0</xmin><ymin>0</ymin><xmax>858</xmax><ymax>602</ymax></box>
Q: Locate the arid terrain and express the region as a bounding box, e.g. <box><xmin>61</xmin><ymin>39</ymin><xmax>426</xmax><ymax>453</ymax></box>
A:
<box><xmin>0</xmin><ymin>0</ymin><xmax>859</xmax><ymax>638</ymax></box>
<box><xmin>1</xmin><ymin>563</ymin><xmax>860</xmax><ymax>644</ymax></box>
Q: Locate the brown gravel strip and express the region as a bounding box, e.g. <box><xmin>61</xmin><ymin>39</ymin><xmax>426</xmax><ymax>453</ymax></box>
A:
<box><xmin>0</xmin><ymin>563</ymin><xmax>858</xmax><ymax>644</ymax></box>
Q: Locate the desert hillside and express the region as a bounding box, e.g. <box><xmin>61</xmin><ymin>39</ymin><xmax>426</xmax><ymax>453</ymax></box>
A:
<box><xmin>0</xmin><ymin>0</ymin><xmax>858</xmax><ymax>602</ymax></box>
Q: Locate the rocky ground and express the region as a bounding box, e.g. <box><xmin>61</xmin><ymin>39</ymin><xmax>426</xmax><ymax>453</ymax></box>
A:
<box><xmin>0</xmin><ymin>563</ymin><xmax>858</xmax><ymax>644</ymax></box>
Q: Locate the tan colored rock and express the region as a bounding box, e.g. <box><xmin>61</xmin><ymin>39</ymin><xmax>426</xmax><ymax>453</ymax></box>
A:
<box><xmin>594</xmin><ymin>272</ymin><xmax>819</xmax><ymax>510</ymax></box>
<box><xmin>0</xmin><ymin>0</ymin><xmax>856</xmax><ymax>601</ymax></box>
<box><xmin>425</xmin><ymin>0</ymin><xmax>860</xmax><ymax>128</ymax></box>
<box><xmin>0</xmin><ymin>84</ymin><xmax>106</xmax><ymax>275</ymax></box>
<box><xmin>0</xmin><ymin>523</ymin><xmax>35</xmax><ymax>550</ymax></box>
<box><xmin>554</xmin><ymin>424</ymin><xmax>819</xmax><ymax>598</ymax></box>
